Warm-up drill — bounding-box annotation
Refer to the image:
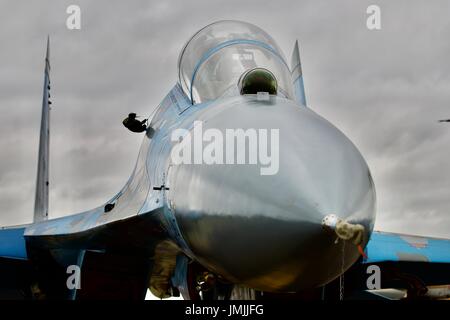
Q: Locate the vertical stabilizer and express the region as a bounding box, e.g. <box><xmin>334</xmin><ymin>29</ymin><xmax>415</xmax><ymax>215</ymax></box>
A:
<box><xmin>33</xmin><ymin>36</ymin><xmax>51</xmax><ymax>223</ymax></box>
<box><xmin>291</xmin><ymin>40</ymin><xmax>307</xmax><ymax>107</ymax></box>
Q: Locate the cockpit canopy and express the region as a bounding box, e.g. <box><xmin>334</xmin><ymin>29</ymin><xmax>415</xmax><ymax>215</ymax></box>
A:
<box><xmin>178</xmin><ymin>20</ymin><xmax>294</xmax><ymax>104</ymax></box>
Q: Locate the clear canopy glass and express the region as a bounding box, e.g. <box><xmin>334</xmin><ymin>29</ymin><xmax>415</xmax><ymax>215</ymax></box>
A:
<box><xmin>178</xmin><ymin>20</ymin><xmax>294</xmax><ymax>104</ymax></box>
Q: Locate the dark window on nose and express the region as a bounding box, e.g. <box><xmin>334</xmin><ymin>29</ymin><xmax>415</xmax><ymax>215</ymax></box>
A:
<box><xmin>239</xmin><ymin>68</ymin><xmax>278</xmax><ymax>95</ymax></box>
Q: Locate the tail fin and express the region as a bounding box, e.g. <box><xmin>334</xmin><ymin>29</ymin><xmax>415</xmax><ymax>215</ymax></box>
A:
<box><xmin>33</xmin><ymin>36</ymin><xmax>51</xmax><ymax>223</ymax></box>
<box><xmin>291</xmin><ymin>40</ymin><xmax>307</xmax><ymax>107</ymax></box>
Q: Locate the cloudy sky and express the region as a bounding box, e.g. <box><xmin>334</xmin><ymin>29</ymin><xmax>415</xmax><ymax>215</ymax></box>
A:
<box><xmin>0</xmin><ymin>0</ymin><xmax>449</xmax><ymax>239</ymax></box>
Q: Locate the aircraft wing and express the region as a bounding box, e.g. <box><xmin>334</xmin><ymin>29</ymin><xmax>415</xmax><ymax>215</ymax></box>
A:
<box><xmin>0</xmin><ymin>206</ymin><xmax>169</xmax><ymax>299</ymax></box>
<box><xmin>351</xmin><ymin>231</ymin><xmax>450</xmax><ymax>298</ymax></box>
<box><xmin>0</xmin><ymin>226</ymin><xmax>28</xmax><ymax>260</ymax></box>
<box><xmin>0</xmin><ymin>226</ymin><xmax>34</xmax><ymax>299</ymax></box>
<box><xmin>364</xmin><ymin>231</ymin><xmax>450</xmax><ymax>264</ymax></box>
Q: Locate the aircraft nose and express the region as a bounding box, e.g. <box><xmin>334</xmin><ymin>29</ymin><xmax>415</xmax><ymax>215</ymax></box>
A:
<box><xmin>166</xmin><ymin>95</ymin><xmax>376</xmax><ymax>292</ymax></box>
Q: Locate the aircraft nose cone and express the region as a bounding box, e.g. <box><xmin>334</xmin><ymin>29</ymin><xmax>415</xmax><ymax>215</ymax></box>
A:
<box><xmin>167</xmin><ymin>95</ymin><xmax>376</xmax><ymax>292</ymax></box>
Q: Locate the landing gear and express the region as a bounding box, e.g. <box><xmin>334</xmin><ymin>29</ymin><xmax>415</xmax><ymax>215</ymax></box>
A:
<box><xmin>185</xmin><ymin>262</ymin><xmax>234</xmax><ymax>300</ymax></box>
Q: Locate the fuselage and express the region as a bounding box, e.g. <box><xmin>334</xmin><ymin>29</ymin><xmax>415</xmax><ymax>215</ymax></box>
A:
<box><xmin>23</xmin><ymin>20</ymin><xmax>376</xmax><ymax>295</ymax></box>
<box><xmin>144</xmin><ymin>86</ymin><xmax>376</xmax><ymax>292</ymax></box>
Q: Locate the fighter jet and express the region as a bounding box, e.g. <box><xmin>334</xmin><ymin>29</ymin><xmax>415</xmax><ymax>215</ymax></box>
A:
<box><xmin>1</xmin><ymin>21</ymin><xmax>449</xmax><ymax>300</ymax></box>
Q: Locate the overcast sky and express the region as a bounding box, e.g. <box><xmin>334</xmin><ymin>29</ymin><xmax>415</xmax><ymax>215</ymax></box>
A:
<box><xmin>0</xmin><ymin>0</ymin><xmax>449</xmax><ymax>239</ymax></box>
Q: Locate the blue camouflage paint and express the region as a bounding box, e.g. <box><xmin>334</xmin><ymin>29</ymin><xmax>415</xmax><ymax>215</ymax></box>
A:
<box><xmin>0</xmin><ymin>227</ymin><xmax>28</xmax><ymax>259</ymax></box>
<box><xmin>363</xmin><ymin>231</ymin><xmax>450</xmax><ymax>264</ymax></box>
